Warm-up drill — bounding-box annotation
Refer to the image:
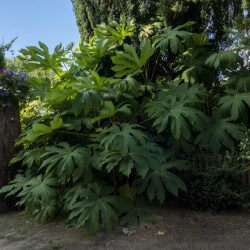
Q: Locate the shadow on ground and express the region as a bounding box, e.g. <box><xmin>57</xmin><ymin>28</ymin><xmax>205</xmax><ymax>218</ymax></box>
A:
<box><xmin>0</xmin><ymin>204</ymin><xmax>249</xmax><ymax>250</ymax></box>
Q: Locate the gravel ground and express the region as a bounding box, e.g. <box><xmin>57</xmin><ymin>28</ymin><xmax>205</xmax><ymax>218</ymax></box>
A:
<box><xmin>0</xmin><ymin>204</ymin><xmax>249</xmax><ymax>250</ymax></box>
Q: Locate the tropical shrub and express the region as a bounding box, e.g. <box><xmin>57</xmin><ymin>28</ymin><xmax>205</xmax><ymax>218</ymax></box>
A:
<box><xmin>0</xmin><ymin>15</ymin><xmax>249</xmax><ymax>234</ymax></box>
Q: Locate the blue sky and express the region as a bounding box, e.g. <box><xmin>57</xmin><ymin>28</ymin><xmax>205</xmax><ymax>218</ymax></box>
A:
<box><xmin>1</xmin><ymin>0</ymin><xmax>80</xmax><ymax>57</ymax></box>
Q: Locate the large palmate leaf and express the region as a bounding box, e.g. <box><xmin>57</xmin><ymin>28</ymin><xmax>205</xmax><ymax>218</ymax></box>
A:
<box><xmin>21</xmin><ymin>148</ymin><xmax>46</xmax><ymax>168</ymax></box>
<box><xmin>0</xmin><ymin>172</ymin><xmax>30</xmax><ymax>198</ymax></box>
<box><xmin>91</xmin><ymin>101</ymin><xmax>116</xmax><ymax>123</ymax></box>
<box><xmin>9</xmin><ymin>147</ymin><xmax>45</xmax><ymax>169</ymax></box>
<box><xmin>0</xmin><ymin>170</ymin><xmax>58</xmax><ymax>220</ymax></box>
<box><xmin>72</xmin><ymin>71</ymin><xmax>109</xmax><ymax>91</ymax></box>
<box><xmin>25</xmin><ymin>123</ymin><xmax>52</xmax><ymax>142</ymax></box>
<box><xmin>218</xmin><ymin>89</ymin><xmax>250</xmax><ymax>122</ymax></box>
<box><xmin>94</xmin><ymin>14</ymin><xmax>135</xmax><ymax>46</ymax></box>
<box><xmin>164</xmin><ymin>83</ymin><xmax>207</xmax><ymax>101</ymax></box>
<box><xmin>92</xmin><ymin>102</ymin><xmax>131</xmax><ymax>124</ymax></box>
<box><xmin>40</xmin><ymin>142</ymin><xmax>91</xmax><ymax>184</ymax></box>
<box><xmin>100</xmin><ymin>123</ymin><xmax>147</xmax><ymax>156</ymax></box>
<box><xmin>73</xmin><ymin>39</ymin><xmax>116</xmax><ymax>71</ymax></box>
<box><xmin>35</xmin><ymin>198</ymin><xmax>58</xmax><ymax>223</ymax></box>
<box><xmin>205</xmin><ymin>50</ymin><xmax>243</xmax><ymax>70</ymax></box>
<box><xmin>28</xmin><ymin>77</ymin><xmax>51</xmax><ymax>102</ymax></box>
<box><xmin>146</xmin><ymin>95</ymin><xmax>207</xmax><ymax>139</ymax></box>
<box><xmin>45</xmin><ymin>88</ymin><xmax>76</xmax><ymax>105</ymax></box>
<box><xmin>195</xmin><ymin>113</ymin><xmax>246</xmax><ymax>153</ymax></box>
<box><xmin>111</xmin><ymin>38</ymin><xmax>155</xmax><ymax>78</ymax></box>
<box><xmin>175</xmin><ymin>48</ymin><xmax>212</xmax><ymax>84</ymax></box>
<box><xmin>95</xmin><ymin>143</ymin><xmax>162</xmax><ymax>178</ymax></box>
<box><xmin>129</xmin><ymin>143</ymin><xmax>163</xmax><ymax>178</ymax></box>
<box><xmin>135</xmin><ymin>160</ymin><xmax>188</xmax><ymax>203</ymax></box>
<box><xmin>226</xmin><ymin>70</ymin><xmax>250</xmax><ymax>92</ymax></box>
<box><xmin>72</xmin><ymin>89</ymin><xmax>102</xmax><ymax>117</ymax></box>
<box><xmin>17</xmin><ymin>175</ymin><xmax>58</xmax><ymax>219</ymax></box>
<box><xmin>18</xmin><ymin>42</ymin><xmax>69</xmax><ymax>75</ymax></box>
<box><xmin>60</xmin><ymin>182</ymin><xmax>86</xmax><ymax>211</ymax></box>
<box><xmin>111</xmin><ymin>76</ymin><xmax>141</xmax><ymax>97</ymax></box>
<box><xmin>22</xmin><ymin>115</ymin><xmax>63</xmax><ymax>144</ymax></box>
<box><xmin>73</xmin><ymin>44</ymin><xmax>99</xmax><ymax>71</ymax></box>
<box><xmin>68</xmin><ymin>183</ymin><xmax>118</xmax><ymax>234</ymax></box>
<box><xmin>154</xmin><ymin>21</ymin><xmax>195</xmax><ymax>54</ymax></box>
<box><xmin>166</xmin><ymin>135</ymin><xmax>196</xmax><ymax>158</ymax></box>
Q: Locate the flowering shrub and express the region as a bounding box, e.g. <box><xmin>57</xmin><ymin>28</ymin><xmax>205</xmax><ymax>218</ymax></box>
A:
<box><xmin>0</xmin><ymin>68</ymin><xmax>29</xmax><ymax>109</ymax></box>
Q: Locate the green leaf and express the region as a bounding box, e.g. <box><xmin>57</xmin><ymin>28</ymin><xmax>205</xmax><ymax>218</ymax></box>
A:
<box><xmin>191</xmin><ymin>32</ymin><xmax>210</xmax><ymax>46</ymax></box>
<box><xmin>35</xmin><ymin>198</ymin><xmax>58</xmax><ymax>223</ymax></box>
<box><xmin>91</xmin><ymin>101</ymin><xmax>117</xmax><ymax>123</ymax></box>
<box><xmin>18</xmin><ymin>175</ymin><xmax>58</xmax><ymax>204</ymax></box>
<box><xmin>175</xmin><ymin>48</ymin><xmax>212</xmax><ymax>84</ymax></box>
<box><xmin>154</xmin><ymin>22</ymin><xmax>194</xmax><ymax>54</ymax></box>
<box><xmin>0</xmin><ymin>172</ymin><xmax>30</xmax><ymax>198</ymax></box>
<box><xmin>95</xmin><ymin>143</ymin><xmax>162</xmax><ymax>178</ymax></box>
<box><xmin>146</xmin><ymin>95</ymin><xmax>207</xmax><ymax>139</ymax></box>
<box><xmin>69</xmin><ymin>183</ymin><xmax>118</xmax><ymax>234</ymax></box>
<box><xmin>205</xmin><ymin>51</ymin><xmax>243</xmax><ymax>70</ymax></box>
<box><xmin>164</xmin><ymin>83</ymin><xmax>207</xmax><ymax>101</ymax></box>
<box><xmin>17</xmin><ymin>175</ymin><xmax>58</xmax><ymax>221</ymax></box>
<box><xmin>26</xmin><ymin>123</ymin><xmax>52</xmax><ymax>142</ymax></box>
<box><xmin>73</xmin><ymin>44</ymin><xmax>98</xmax><ymax>70</ymax></box>
<box><xmin>50</xmin><ymin>114</ymin><xmax>63</xmax><ymax>130</ymax></box>
<box><xmin>195</xmin><ymin>113</ymin><xmax>246</xmax><ymax>153</ymax></box>
<box><xmin>73</xmin><ymin>72</ymin><xmax>108</xmax><ymax>91</ymax></box>
<box><xmin>226</xmin><ymin>70</ymin><xmax>250</xmax><ymax>92</ymax></box>
<box><xmin>28</xmin><ymin>77</ymin><xmax>51</xmax><ymax>102</ymax></box>
<box><xmin>94</xmin><ymin>14</ymin><xmax>135</xmax><ymax>46</ymax></box>
<box><xmin>18</xmin><ymin>42</ymin><xmax>69</xmax><ymax>75</ymax></box>
<box><xmin>22</xmin><ymin>148</ymin><xmax>46</xmax><ymax>168</ymax></box>
<box><xmin>40</xmin><ymin>142</ymin><xmax>91</xmax><ymax>184</ymax></box>
<box><xmin>130</xmin><ymin>143</ymin><xmax>163</xmax><ymax>178</ymax></box>
<box><xmin>135</xmin><ymin>160</ymin><xmax>188</xmax><ymax>203</ymax></box>
<box><xmin>101</xmin><ymin>123</ymin><xmax>147</xmax><ymax>157</ymax></box>
<box><xmin>111</xmin><ymin>38</ymin><xmax>155</xmax><ymax>78</ymax></box>
<box><xmin>218</xmin><ymin>89</ymin><xmax>250</xmax><ymax>122</ymax></box>
<box><xmin>72</xmin><ymin>89</ymin><xmax>102</xmax><ymax>117</ymax></box>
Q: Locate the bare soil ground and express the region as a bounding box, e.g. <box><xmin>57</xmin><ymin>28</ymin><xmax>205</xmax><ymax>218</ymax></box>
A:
<box><xmin>0</xmin><ymin>204</ymin><xmax>249</xmax><ymax>250</ymax></box>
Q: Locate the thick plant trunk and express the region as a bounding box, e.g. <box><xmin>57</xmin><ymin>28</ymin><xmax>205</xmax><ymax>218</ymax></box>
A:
<box><xmin>0</xmin><ymin>104</ymin><xmax>21</xmax><ymax>212</ymax></box>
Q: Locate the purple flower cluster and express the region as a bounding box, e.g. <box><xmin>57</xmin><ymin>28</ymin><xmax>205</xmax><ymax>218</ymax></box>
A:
<box><xmin>1</xmin><ymin>68</ymin><xmax>27</xmax><ymax>81</ymax></box>
<box><xmin>0</xmin><ymin>68</ymin><xmax>29</xmax><ymax>109</ymax></box>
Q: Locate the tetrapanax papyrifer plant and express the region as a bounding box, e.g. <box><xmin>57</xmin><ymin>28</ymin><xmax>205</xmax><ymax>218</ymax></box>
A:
<box><xmin>0</xmin><ymin>14</ymin><xmax>249</xmax><ymax>234</ymax></box>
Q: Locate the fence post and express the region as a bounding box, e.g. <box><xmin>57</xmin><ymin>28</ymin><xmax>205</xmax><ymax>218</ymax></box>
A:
<box><xmin>0</xmin><ymin>103</ymin><xmax>21</xmax><ymax>212</ymax></box>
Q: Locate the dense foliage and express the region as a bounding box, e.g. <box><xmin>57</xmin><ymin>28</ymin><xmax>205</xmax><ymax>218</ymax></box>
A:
<box><xmin>181</xmin><ymin>151</ymin><xmax>250</xmax><ymax>211</ymax></box>
<box><xmin>71</xmin><ymin>0</ymin><xmax>248</xmax><ymax>50</ymax></box>
<box><xmin>0</xmin><ymin>15</ymin><xmax>249</xmax><ymax>233</ymax></box>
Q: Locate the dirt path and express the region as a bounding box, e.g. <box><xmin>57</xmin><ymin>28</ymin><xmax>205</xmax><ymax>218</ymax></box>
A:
<box><xmin>0</xmin><ymin>205</ymin><xmax>249</xmax><ymax>250</ymax></box>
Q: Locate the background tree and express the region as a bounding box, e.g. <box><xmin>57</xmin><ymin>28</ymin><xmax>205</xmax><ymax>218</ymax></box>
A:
<box><xmin>71</xmin><ymin>0</ymin><xmax>158</xmax><ymax>42</ymax></box>
<box><xmin>71</xmin><ymin>0</ymin><xmax>248</xmax><ymax>50</ymax></box>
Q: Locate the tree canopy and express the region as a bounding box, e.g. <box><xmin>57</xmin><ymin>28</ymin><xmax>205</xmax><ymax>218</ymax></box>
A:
<box><xmin>71</xmin><ymin>0</ymin><xmax>249</xmax><ymax>50</ymax></box>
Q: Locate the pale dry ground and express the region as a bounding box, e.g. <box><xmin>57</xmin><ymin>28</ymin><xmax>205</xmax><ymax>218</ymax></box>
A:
<box><xmin>0</xmin><ymin>204</ymin><xmax>250</xmax><ymax>250</ymax></box>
